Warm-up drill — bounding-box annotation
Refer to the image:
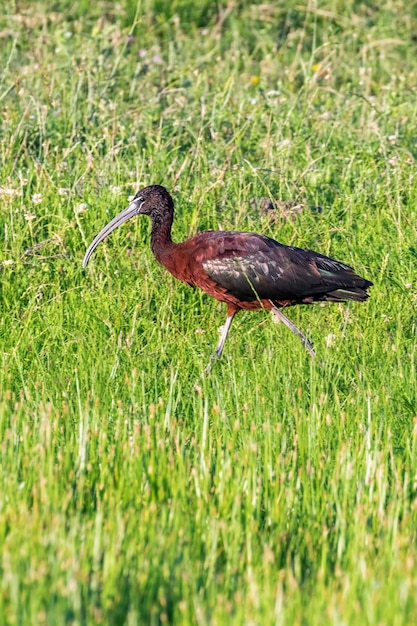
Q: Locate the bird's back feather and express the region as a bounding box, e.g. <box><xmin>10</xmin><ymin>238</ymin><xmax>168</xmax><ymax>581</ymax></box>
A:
<box><xmin>190</xmin><ymin>231</ymin><xmax>372</xmax><ymax>305</ymax></box>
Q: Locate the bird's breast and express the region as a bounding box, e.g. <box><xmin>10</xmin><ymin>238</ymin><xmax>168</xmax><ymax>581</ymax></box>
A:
<box><xmin>153</xmin><ymin>242</ymin><xmax>201</xmax><ymax>285</ymax></box>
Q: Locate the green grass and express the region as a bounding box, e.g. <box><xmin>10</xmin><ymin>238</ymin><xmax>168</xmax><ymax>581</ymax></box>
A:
<box><xmin>1</xmin><ymin>0</ymin><xmax>417</xmax><ymax>623</ymax></box>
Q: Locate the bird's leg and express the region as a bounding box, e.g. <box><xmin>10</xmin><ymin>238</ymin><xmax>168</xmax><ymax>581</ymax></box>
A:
<box><xmin>271</xmin><ymin>306</ymin><xmax>316</xmax><ymax>358</ymax></box>
<box><xmin>204</xmin><ymin>313</ymin><xmax>235</xmax><ymax>375</ymax></box>
<box><xmin>215</xmin><ymin>313</ymin><xmax>235</xmax><ymax>358</ymax></box>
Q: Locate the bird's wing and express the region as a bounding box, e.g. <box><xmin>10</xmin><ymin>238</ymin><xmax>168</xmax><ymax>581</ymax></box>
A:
<box><xmin>197</xmin><ymin>232</ymin><xmax>369</xmax><ymax>302</ymax></box>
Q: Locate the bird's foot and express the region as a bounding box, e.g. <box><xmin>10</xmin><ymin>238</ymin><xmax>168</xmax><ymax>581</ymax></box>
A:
<box><xmin>271</xmin><ymin>307</ymin><xmax>316</xmax><ymax>359</ymax></box>
<box><xmin>299</xmin><ymin>336</ymin><xmax>316</xmax><ymax>359</ymax></box>
<box><xmin>204</xmin><ymin>350</ymin><xmax>221</xmax><ymax>376</ymax></box>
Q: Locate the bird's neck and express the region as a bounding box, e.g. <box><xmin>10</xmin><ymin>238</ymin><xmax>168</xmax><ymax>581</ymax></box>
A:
<box><xmin>150</xmin><ymin>211</ymin><xmax>174</xmax><ymax>258</ymax></box>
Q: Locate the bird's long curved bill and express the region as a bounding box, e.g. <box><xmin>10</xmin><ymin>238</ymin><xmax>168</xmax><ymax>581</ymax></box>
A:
<box><xmin>82</xmin><ymin>201</ymin><xmax>138</xmax><ymax>268</ymax></box>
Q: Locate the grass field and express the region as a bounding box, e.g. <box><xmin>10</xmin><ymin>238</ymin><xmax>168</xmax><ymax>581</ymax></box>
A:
<box><xmin>1</xmin><ymin>0</ymin><xmax>417</xmax><ymax>623</ymax></box>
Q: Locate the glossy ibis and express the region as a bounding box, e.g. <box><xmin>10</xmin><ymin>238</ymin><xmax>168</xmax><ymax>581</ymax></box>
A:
<box><xmin>83</xmin><ymin>185</ymin><xmax>372</xmax><ymax>369</ymax></box>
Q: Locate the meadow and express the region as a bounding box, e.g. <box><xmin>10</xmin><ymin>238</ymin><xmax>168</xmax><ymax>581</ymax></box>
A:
<box><xmin>1</xmin><ymin>0</ymin><xmax>417</xmax><ymax>623</ymax></box>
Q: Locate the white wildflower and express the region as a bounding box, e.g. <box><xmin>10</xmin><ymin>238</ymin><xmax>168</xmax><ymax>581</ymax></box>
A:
<box><xmin>75</xmin><ymin>203</ymin><xmax>89</xmax><ymax>214</ymax></box>
<box><xmin>0</xmin><ymin>187</ymin><xmax>19</xmax><ymax>198</ymax></box>
<box><xmin>325</xmin><ymin>333</ymin><xmax>336</xmax><ymax>348</ymax></box>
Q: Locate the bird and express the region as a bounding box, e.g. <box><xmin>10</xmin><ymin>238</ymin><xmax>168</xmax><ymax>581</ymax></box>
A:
<box><xmin>83</xmin><ymin>185</ymin><xmax>372</xmax><ymax>370</ymax></box>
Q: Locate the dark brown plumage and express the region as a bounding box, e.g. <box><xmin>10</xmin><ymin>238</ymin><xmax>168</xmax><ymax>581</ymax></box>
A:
<box><xmin>83</xmin><ymin>185</ymin><xmax>372</xmax><ymax>367</ymax></box>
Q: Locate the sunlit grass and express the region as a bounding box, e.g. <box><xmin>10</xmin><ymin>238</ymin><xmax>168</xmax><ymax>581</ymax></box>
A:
<box><xmin>1</xmin><ymin>0</ymin><xmax>417</xmax><ymax>624</ymax></box>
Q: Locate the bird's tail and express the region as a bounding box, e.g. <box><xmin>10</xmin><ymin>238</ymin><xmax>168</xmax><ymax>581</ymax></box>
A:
<box><xmin>323</xmin><ymin>283</ymin><xmax>372</xmax><ymax>302</ymax></box>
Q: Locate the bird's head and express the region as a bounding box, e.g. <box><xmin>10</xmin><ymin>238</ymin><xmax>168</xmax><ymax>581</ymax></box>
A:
<box><xmin>133</xmin><ymin>185</ymin><xmax>173</xmax><ymax>216</ymax></box>
<box><xmin>82</xmin><ymin>185</ymin><xmax>173</xmax><ymax>268</ymax></box>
